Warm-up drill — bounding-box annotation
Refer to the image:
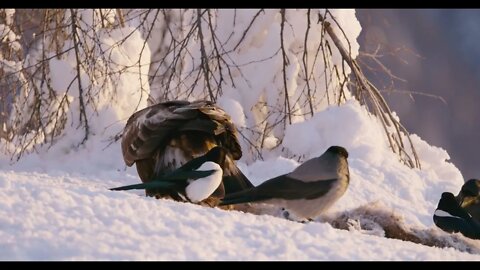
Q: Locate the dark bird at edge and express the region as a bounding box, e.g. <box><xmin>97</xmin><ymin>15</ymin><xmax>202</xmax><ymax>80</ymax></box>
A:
<box><xmin>433</xmin><ymin>192</ymin><xmax>480</xmax><ymax>240</ymax></box>
<box><xmin>455</xmin><ymin>179</ymin><xmax>480</xmax><ymax>221</ymax></box>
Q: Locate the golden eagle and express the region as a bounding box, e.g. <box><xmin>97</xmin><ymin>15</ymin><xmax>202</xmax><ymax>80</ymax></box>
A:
<box><xmin>121</xmin><ymin>100</ymin><xmax>254</xmax><ymax>206</ymax></box>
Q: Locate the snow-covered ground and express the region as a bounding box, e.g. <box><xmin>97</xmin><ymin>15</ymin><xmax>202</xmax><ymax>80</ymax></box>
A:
<box><xmin>0</xmin><ymin>170</ymin><xmax>477</xmax><ymax>261</ymax></box>
<box><xmin>1</xmin><ymin>101</ymin><xmax>480</xmax><ymax>260</ymax></box>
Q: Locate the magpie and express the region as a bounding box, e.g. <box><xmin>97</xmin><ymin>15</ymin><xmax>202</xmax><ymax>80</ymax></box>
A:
<box><xmin>112</xmin><ymin>146</ymin><xmax>227</xmax><ymax>206</ymax></box>
<box><xmin>433</xmin><ymin>192</ymin><xmax>480</xmax><ymax>240</ymax></box>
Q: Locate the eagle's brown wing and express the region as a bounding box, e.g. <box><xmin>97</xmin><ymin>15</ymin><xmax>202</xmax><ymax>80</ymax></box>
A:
<box><xmin>121</xmin><ymin>100</ymin><xmax>242</xmax><ymax>166</ymax></box>
<box><xmin>121</xmin><ymin>100</ymin><xmax>252</xmax><ymax>203</ymax></box>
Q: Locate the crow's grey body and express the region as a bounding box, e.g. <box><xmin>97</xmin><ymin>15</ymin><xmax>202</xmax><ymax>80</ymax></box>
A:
<box><xmin>220</xmin><ymin>146</ymin><xmax>350</xmax><ymax>221</ymax></box>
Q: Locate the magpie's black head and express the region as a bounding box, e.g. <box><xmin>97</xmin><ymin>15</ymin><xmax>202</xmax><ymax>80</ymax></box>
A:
<box><xmin>460</xmin><ymin>179</ymin><xmax>480</xmax><ymax>197</ymax></box>
<box><xmin>438</xmin><ymin>192</ymin><xmax>457</xmax><ymax>214</ymax></box>
<box><xmin>440</xmin><ymin>192</ymin><xmax>456</xmax><ymax>202</ymax></box>
<box><xmin>205</xmin><ymin>146</ymin><xmax>227</xmax><ymax>166</ymax></box>
<box><xmin>326</xmin><ymin>146</ymin><xmax>349</xmax><ymax>158</ymax></box>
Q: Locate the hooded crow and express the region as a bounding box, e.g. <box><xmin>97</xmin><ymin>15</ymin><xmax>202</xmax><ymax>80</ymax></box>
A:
<box><xmin>219</xmin><ymin>146</ymin><xmax>350</xmax><ymax>222</ymax></box>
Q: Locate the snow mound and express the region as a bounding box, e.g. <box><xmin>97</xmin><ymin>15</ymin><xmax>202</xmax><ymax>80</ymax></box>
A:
<box><xmin>0</xmin><ymin>170</ymin><xmax>477</xmax><ymax>260</ymax></box>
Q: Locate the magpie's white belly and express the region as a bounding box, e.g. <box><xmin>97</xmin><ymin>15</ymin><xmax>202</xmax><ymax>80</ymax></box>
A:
<box><xmin>185</xmin><ymin>162</ymin><xmax>223</xmax><ymax>202</ymax></box>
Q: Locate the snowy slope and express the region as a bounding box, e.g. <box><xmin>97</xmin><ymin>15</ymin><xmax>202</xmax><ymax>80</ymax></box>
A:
<box><xmin>1</xmin><ymin>100</ymin><xmax>480</xmax><ymax>260</ymax></box>
<box><xmin>0</xmin><ymin>170</ymin><xmax>478</xmax><ymax>261</ymax></box>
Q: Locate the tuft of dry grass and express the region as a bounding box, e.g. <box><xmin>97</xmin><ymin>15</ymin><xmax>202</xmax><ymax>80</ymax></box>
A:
<box><xmin>223</xmin><ymin>200</ymin><xmax>480</xmax><ymax>254</ymax></box>
<box><xmin>322</xmin><ymin>203</ymin><xmax>480</xmax><ymax>254</ymax></box>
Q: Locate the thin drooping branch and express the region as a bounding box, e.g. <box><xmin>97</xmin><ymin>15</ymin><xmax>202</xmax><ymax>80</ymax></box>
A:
<box><xmin>379</xmin><ymin>88</ymin><xmax>447</xmax><ymax>104</ymax></box>
<box><xmin>207</xmin><ymin>9</ymin><xmax>224</xmax><ymax>99</ymax></box>
<box><xmin>231</xmin><ymin>9</ymin><xmax>263</xmax><ymax>52</ymax></box>
<box><xmin>116</xmin><ymin>9</ymin><xmax>125</xmax><ymax>27</ymax></box>
<box><xmin>196</xmin><ymin>9</ymin><xmax>215</xmax><ymax>102</ymax></box>
<box><xmin>358</xmin><ymin>46</ymin><xmax>407</xmax><ymax>83</ymax></box>
<box><xmin>302</xmin><ymin>9</ymin><xmax>314</xmax><ymax>117</ymax></box>
<box><xmin>70</xmin><ymin>9</ymin><xmax>89</xmax><ymax>145</ymax></box>
<box><xmin>318</xmin><ymin>11</ymin><xmax>421</xmax><ymax>169</ymax></box>
<box><xmin>280</xmin><ymin>9</ymin><xmax>292</xmax><ymax>125</ymax></box>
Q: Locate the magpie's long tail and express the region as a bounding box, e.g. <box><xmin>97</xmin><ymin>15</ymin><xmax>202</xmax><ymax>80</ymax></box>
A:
<box><xmin>111</xmin><ymin>169</ymin><xmax>215</xmax><ymax>191</ymax></box>
<box><xmin>110</xmin><ymin>181</ymin><xmax>176</xmax><ymax>191</ymax></box>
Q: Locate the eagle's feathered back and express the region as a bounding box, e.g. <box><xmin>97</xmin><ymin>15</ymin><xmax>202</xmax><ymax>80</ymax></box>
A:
<box><xmin>121</xmin><ymin>100</ymin><xmax>252</xmax><ymax>202</ymax></box>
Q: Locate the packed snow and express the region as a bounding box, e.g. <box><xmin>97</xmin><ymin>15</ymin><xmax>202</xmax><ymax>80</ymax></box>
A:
<box><xmin>1</xmin><ymin>99</ymin><xmax>479</xmax><ymax>260</ymax></box>
<box><xmin>0</xmin><ymin>166</ymin><xmax>477</xmax><ymax>260</ymax></box>
<box><xmin>1</xmin><ymin>9</ymin><xmax>479</xmax><ymax>260</ymax></box>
